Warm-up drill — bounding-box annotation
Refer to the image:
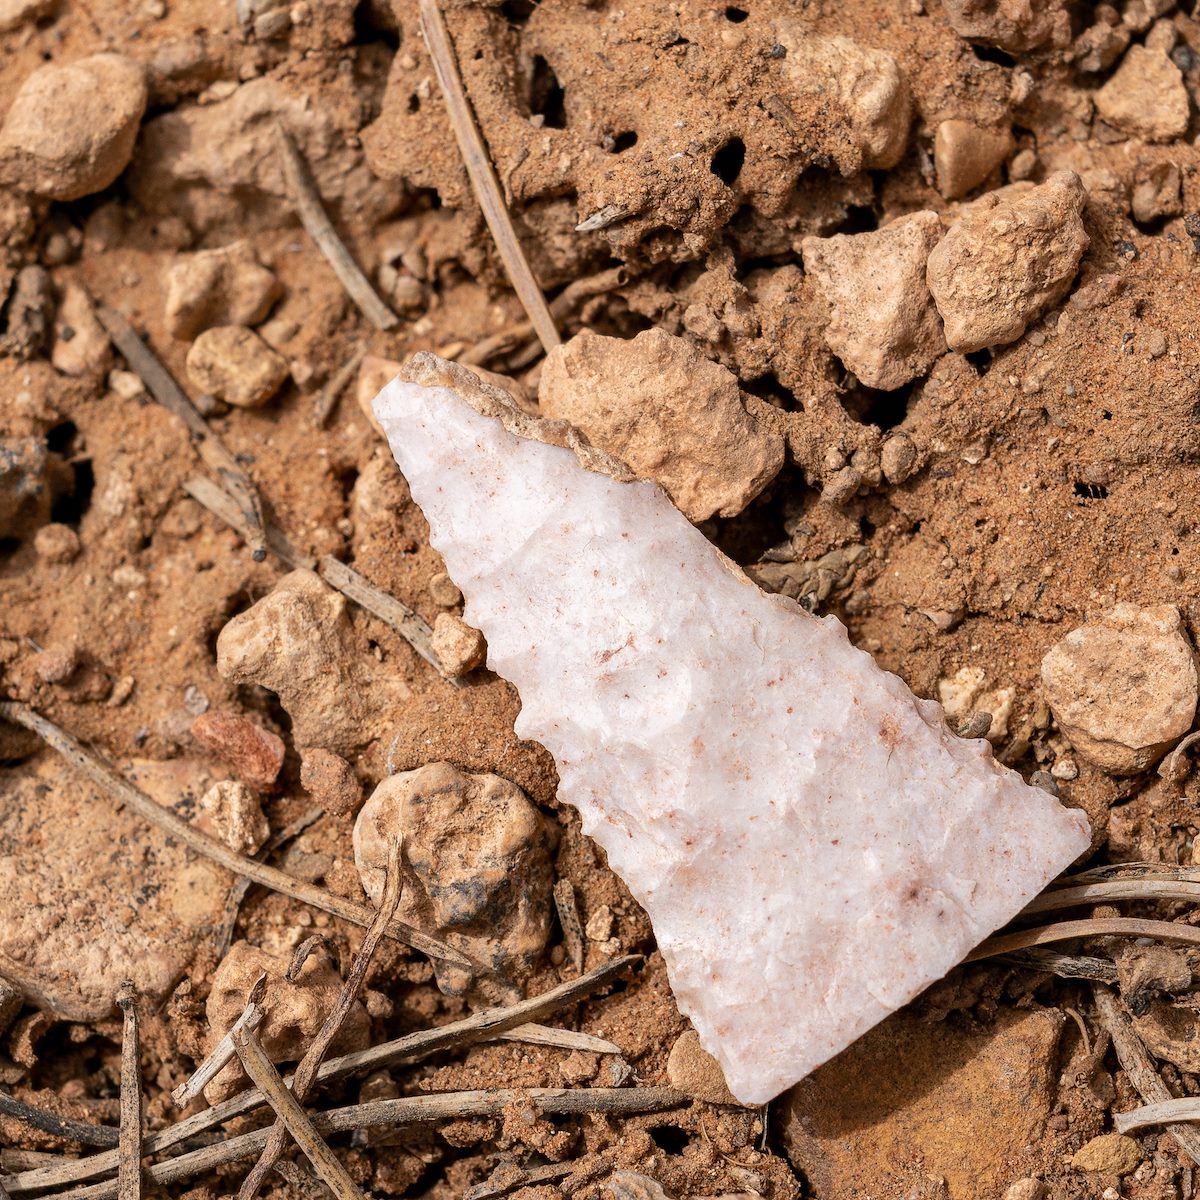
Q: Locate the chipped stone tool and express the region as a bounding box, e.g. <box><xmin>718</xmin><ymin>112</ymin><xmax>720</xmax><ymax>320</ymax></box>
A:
<box><xmin>373</xmin><ymin>355</ymin><xmax>1091</xmax><ymax>1105</ymax></box>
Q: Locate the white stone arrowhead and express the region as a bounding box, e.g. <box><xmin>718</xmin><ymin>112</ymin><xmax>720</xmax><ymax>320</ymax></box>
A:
<box><xmin>374</xmin><ymin>355</ymin><xmax>1091</xmax><ymax>1105</ymax></box>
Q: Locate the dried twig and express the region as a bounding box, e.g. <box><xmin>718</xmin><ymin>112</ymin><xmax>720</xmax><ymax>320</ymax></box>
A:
<box><xmin>59</xmin><ymin>1089</ymin><xmax>686</xmax><ymax>1200</ymax></box>
<box><xmin>182</xmin><ymin>477</ymin><xmax>313</xmax><ymax>571</ymax></box>
<box><xmin>1051</xmin><ymin>861</ymin><xmax>1200</xmax><ymax>886</ymax></box>
<box><xmin>274</xmin><ymin>127</ymin><xmax>397</xmax><ymax>332</ymax></box>
<box><xmin>214</xmin><ymin>809</ymin><xmax>325</xmax><ymax>961</ymax></box>
<box><xmin>997</xmin><ymin>949</ymin><xmax>1119</xmax><ymax>983</ymax></box>
<box><xmin>94</xmin><ymin>303</ymin><xmax>267</xmax><ymax>561</ymax></box>
<box><xmin>1117</xmin><ymin>1098</ymin><xmax>1200</xmax><ymax>1134</ymax></box>
<box><xmin>239</xmin><ymin>840</ymin><xmax>405</xmax><ymax>1199</ymax></box>
<box><xmin>553</xmin><ymin>879</ymin><xmax>585</xmax><ymax>974</ymax></box>
<box><xmin>496</xmin><ymin>1025</ymin><xmax>622</xmax><ymax>1055</ymax></box>
<box><xmin>967</xmin><ymin>917</ymin><xmax>1200</xmax><ymax>962</ymax></box>
<box><xmin>0</xmin><ymin>1093</ymin><xmax>118</xmax><ymax>1149</ymax></box>
<box><xmin>1093</xmin><ymin>984</ymin><xmax>1200</xmax><ymax>1164</ymax></box>
<box><xmin>0</xmin><ymin>702</ymin><xmax>469</xmax><ymax>968</ymax></box>
<box><xmin>314</xmin><ymin>349</ymin><xmax>366</xmax><ymax>427</ymax></box>
<box><xmin>3</xmin><ymin>956</ymin><xmax>639</xmax><ymax>1197</ymax></box>
<box><xmin>116</xmin><ymin>983</ymin><xmax>142</xmax><ymax>1200</ymax></box>
<box><xmin>465</xmin><ymin>1158</ymin><xmax>597</xmax><ymax>1200</ymax></box>
<box><xmin>418</xmin><ymin>0</ymin><xmax>559</xmax><ymax>353</ymax></box>
<box><xmin>172</xmin><ymin>977</ymin><xmax>267</xmax><ymax>1109</ymax></box>
<box><xmin>233</xmin><ymin>1026</ymin><xmax>366</xmax><ymax>1200</ymax></box>
<box><xmin>318</xmin><ymin>555</ymin><xmax>449</xmax><ymax>680</ymax></box>
<box><xmin>1025</xmin><ymin>879</ymin><xmax>1200</xmax><ymax>915</ymax></box>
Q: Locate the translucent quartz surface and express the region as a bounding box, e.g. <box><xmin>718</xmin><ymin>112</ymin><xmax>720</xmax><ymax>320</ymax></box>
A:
<box><xmin>375</xmin><ymin>368</ymin><xmax>1091</xmax><ymax>1104</ymax></box>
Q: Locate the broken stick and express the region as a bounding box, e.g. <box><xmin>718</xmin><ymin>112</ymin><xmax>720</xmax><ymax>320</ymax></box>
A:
<box><xmin>0</xmin><ymin>701</ymin><xmax>470</xmax><ymax>968</ymax></box>
<box><xmin>233</xmin><ymin>1026</ymin><xmax>366</xmax><ymax>1200</ymax></box>
<box><xmin>967</xmin><ymin>916</ymin><xmax>1200</xmax><ymax>961</ymax></box>
<box><xmin>274</xmin><ymin>126</ymin><xmax>398</xmax><ymax>332</ymax></box>
<box><xmin>418</xmin><ymin>0</ymin><xmax>559</xmax><ymax>353</ymax></box>
<box><xmin>94</xmin><ymin>303</ymin><xmax>268</xmax><ymax>561</ymax></box>
<box><xmin>116</xmin><ymin>983</ymin><xmax>142</xmax><ymax>1200</ymax></box>
<box><xmin>238</xmin><ymin>840</ymin><xmax>405</xmax><ymax>1200</ymax></box>
<box><xmin>172</xmin><ymin>975</ymin><xmax>267</xmax><ymax>1109</ymax></box>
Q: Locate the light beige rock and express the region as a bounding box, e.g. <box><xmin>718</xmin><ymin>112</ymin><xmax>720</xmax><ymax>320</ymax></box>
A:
<box><xmin>1071</xmin><ymin>1132</ymin><xmax>1141</xmax><ymax>1176</ymax></box>
<box><xmin>428</xmin><ymin>571</ymin><xmax>463</xmax><ymax>607</ymax></box>
<box><xmin>880</xmin><ymin>434</ymin><xmax>918</xmax><ymax>484</ymax></box>
<box><xmin>33</xmin><ymin>522</ymin><xmax>80</xmax><ymax>564</ymax></box>
<box><xmin>1096</xmin><ymin>45</ymin><xmax>1189</xmax><ymax>143</ymax></box>
<box><xmin>163</xmin><ymin>241</ymin><xmax>281</xmax><ymax>339</ymax></box>
<box><xmin>1041</xmin><ymin>603</ymin><xmax>1199</xmax><ymax>775</ymax></box>
<box><xmin>1131</xmin><ymin>160</ymin><xmax>1182</xmax><ymax>224</ymax></box>
<box><xmin>781</xmin><ymin>1009</ymin><xmax>1065</xmax><ymax>1200</ymax></box>
<box><xmin>940</xmin><ymin>0</ymin><xmax>1070</xmax><ymax>52</ymax></box>
<box><xmin>186</xmin><ymin>325</ymin><xmax>289</xmax><ymax>408</ymax></box>
<box><xmin>216</xmin><ymin>568</ymin><xmax>410</xmax><ymax>755</ymax></box>
<box><xmin>938</xmin><ymin>666</ymin><xmax>1014</xmax><ymax>744</ymax></box>
<box><xmin>666</xmin><ymin>1029</ymin><xmax>739</xmax><ymax>1105</ymax></box>
<box><xmin>539</xmin><ymin>329</ymin><xmax>783</xmax><ymax>522</ymax></box>
<box><xmin>204</xmin><ymin>940</ymin><xmax>370</xmax><ymax>1103</ymax></box>
<box><xmin>1002</xmin><ymin>1181</ymin><xmax>1045</xmax><ymax>1200</ymax></box>
<box><xmin>199</xmin><ymin>780</ymin><xmax>269</xmax><ymax>855</ymax></box>
<box><xmin>0</xmin><ymin>756</ymin><xmax>227</xmax><ymax>1020</ymax></box>
<box><xmin>776</xmin><ymin>30</ymin><xmax>911</xmax><ymax>171</ymax></box>
<box><xmin>431</xmin><ymin>612</ymin><xmax>486</xmax><ymax>678</ymax></box>
<box><xmin>300</xmin><ymin>748</ymin><xmax>362</xmax><ymax>818</ymax></box>
<box><xmin>926</xmin><ymin>170</ymin><xmax>1088</xmax><ymax>354</ymax></box>
<box><xmin>0</xmin><ymin>55</ymin><xmax>147</xmax><ymax>201</ymax></box>
<box><xmin>354</xmin><ymin>761</ymin><xmax>552</xmax><ymax>995</ymax></box>
<box><xmin>934</xmin><ymin>120</ymin><xmax>1013</xmax><ymax>201</ymax></box>
<box><xmin>0</xmin><ymin>0</ymin><xmax>55</xmax><ymax>31</ymax></box>
<box><xmin>50</xmin><ymin>283</ymin><xmax>111</xmax><ymax>378</ymax></box>
<box><xmin>801</xmin><ymin>212</ymin><xmax>946</xmax><ymax>391</ymax></box>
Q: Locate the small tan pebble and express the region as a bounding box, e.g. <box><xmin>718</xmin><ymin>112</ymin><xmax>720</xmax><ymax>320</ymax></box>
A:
<box><xmin>584</xmin><ymin>904</ymin><xmax>614</xmax><ymax>942</ymax></box>
<box><xmin>666</xmin><ymin>1028</ymin><xmax>739</xmax><ymax>1105</ymax></box>
<box><xmin>431</xmin><ymin>612</ymin><xmax>486</xmax><ymax>677</ymax></box>
<box><xmin>1003</xmin><ymin>1181</ymin><xmax>1046</xmax><ymax>1200</ymax></box>
<box><xmin>299</xmin><ymin>747</ymin><xmax>362</xmax><ymax>817</ymax></box>
<box><xmin>364</xmin><ymin>990</ymin><xmax>393</xmax><ymax>1020</ymax></box>
<box><xmin>203</xmin><ymin>940</ymin><xmax>370</xmax><ymax>1103</ymax></box>
<box><xmin>164</xmin><ymin>241</ymin><xmax>281</xmax><ymax>340</ymax></box>
<box><xmin>112</xmin><ymin>564</ymin><xmax>146</xmax><ymax>589</ymax></box>
<box><xmin>880</xmin><ymin>434</ymin><xmax>917</xmax><ymax>484</ymax></box>
<box><xmin>1008</xmin><ymin>147</ymin><xmax>1038</xmax><ymax>181</ymax></box>
<box><xmin>186</xmin><ymin>324</ymin><xmax>289</xmax><ymax>408</ymax></box>
<box><xmin>1071</xmin><ymin>1132</ymin><xmax>1141</xmax><ymax>1176</ymax></box>
<box><xmin>926</xmin><ymin>170</ymin><xmax>1088</xmax><ymax>354</ymax></box>
<box><xmin>33</xmin><ymin>523</ymin><xmax>80</xmax><ymax>564</ymax></box>
<box><xmin>1131</xmin><ymin>161</ymin><xmax>1182</xmax><ymax>225</ymax></box>
<box><xmin>34</xmin><ymin>643</ymin><xmax>79</xmax><ymax>684</ymax></box>
<box><xmin>389</xmin><ymin>274</ymin><xmax>427</xmax><ymax>314</ymax></box>
<box><xmin>1041</xmin><ymin>603</ymin><xmax>1198</xmax><ymax>775</ymax></box>
<box><xmin>801</xmin><ymin>211</ymin><xmax>946</xmax><ymax>390</ymax></box>
<box><xmin>0</xmin><ymin>54</ymin><xmax>148</xmax><ymax>200</ymax></box>
<box><xmin>356</xmin><ymin>354</ymin><xmax>403</xmax><ymax>435</ymax></box>
<box><xmin>1147</xmin><ymin>330</ymin><xmax>1169</xmax><ymax>358</ymax></box>
<box><xmin>1049</xmin><ymin>757</ymin><xmax>1078</xmax><ymax>780</ymax></box>
<box><xmin>1145</xmin><ymin>17</ymin><xmax>1176</xmax><ymax>53</ymax></box>
<box><xmin>934</xmin><ymin>120</ymin><xmax>1013</xmax><ymax>200</ymax></box>
<box><xmin>191</xmin><ymin>710</ymin><xmax>285</xmax><ymax>791</ymax></box>
<box><xmin>1095</xmin><ymin>45</ymin><xmax>1189</xmax><ymax>142</ymax></box>
<box><xmin>821</xmin><ymin>465</ymin><xmax>861</xmax><ymax>505</ymax></box>
<box><xmin>428</xmin><ymin>571</ymin><xmax>462</xmax><ymax>607</ymax></box>
<box><xmin>254</xmin><ymin>7</ymin><xmax>291</xmax><ymax>37</ymax></box>
<box><xmin>941</xmin><ymin>0</ymin><xmax>1068</xmax><ymax>51</ymax></box>
<box><xmin>107</xmin><ymin>368</ymin><xmax>145</xmax><ymax>400</ymax></box>
<box><xmin>106</xmin><ymin>674</ymin><xmax>135</xmax><ymax>707</ymax></box>
<box><xmin>559</xmin><ymin>1049</ymin><xmax>600</xmax><ymax>1085</ymax></box>
<box><xmin>199</xmin><ymin>779</ymin><xmax>269</xmax><ymax>855</ymax></box>
<box><xmin>51</xmin><ymin>282</ymin><xmax>111</xmax><ymax>378</ymax></box>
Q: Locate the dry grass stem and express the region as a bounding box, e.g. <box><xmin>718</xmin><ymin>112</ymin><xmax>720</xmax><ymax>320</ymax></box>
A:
<box><xmin>183</xmin><ymin>476</ymin><xmax>313</xmax><ymax>570</ymax></box>
<box><xmin>553</xmin><ymin>879</ymin><xmax>585</xmax><ymax>974</ymax></box>
<box><xmin>0</xmin><ymin>702</ymin><xmax>470</xmax><ymax>967</ymax></box>
<box><xmin>95</xmin><ymin>303</ymin><xmax>268</xmax><ymax>561</ymax></box>
<box><xmin>0</xmin><ymin>1093</ymin><xmax>118</xmax><ymax>1149</ymax></box>
<box><xmin>274</xmin><ymin>126</ymin><xmax>398</xmax><ymax>332</ymax></box>
<box><xmin>997</xmin><ymin>949</ymin><xmax>1119</xmax><ymax>983</ymax></box>
<box><xmin>1093</xmin><ymin>984</ymin><xmax>1200</xmax><ymax>1165</ymax></box>
<box><xmin>232</xmin><ymin>1026</ymin><xmax>366</xmax><ymax>1200</ymax></box>
<box><xmin>116</xmin><ymin>983</ymin><xmax>142</xmax><ymax>1200</ymax></box>
<box><xmin>314</xmin><ymin>349</ymin><xmax>366</xmax><ymax>427</ymax></box>
<box><xmin>59</xmin><ymin>1088</ymin><xmax>686</xmax><ymax>1200</ymax></box>
<box><xmin>1116</xmin><ymin>1098</ymin><xmax>1200</xmax><ymax>1134</ymax></box>
<box><xmin>1025</xmin><ymin>879</ymin><xmax>1200</xmax><ymax>915</ymax></box>
<box><xmin>495</xmin><ymin>1024</ymin><xmax>622</xmax><ymax>1055</ymax></box>
<box><xmin>318</xmin><ymin>555</ymin><xmax>451</xmax><ymax>681</ymax></box>
<box><xmin>172</xmin><ymin>977</ymin><xmax>266</xmax><ymax>1109</ymax></box>
<box><xmin>238</xmin><ymin>840</ymin><xmax>404</xmax><ymax>1199</ymax></box>
<box><xmin>2</xmin><ymin>956</ymin><xmax>639</xmax><ymax>1197</ymax></box>
<box><xmin>418</xmin><ymin>0</ymin><xmax>559</xmax><ymax>353</ymax></box>
<box><xmin>967</xmin><ymin>917</ymin><xmax>1200</xmax><ymax>961</ymax></box>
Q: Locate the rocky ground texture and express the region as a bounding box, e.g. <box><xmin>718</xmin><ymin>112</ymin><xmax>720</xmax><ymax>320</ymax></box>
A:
<box><xmin>4</xmin><ymin>0</ymin><xmax>1200</xmax><ymax>1198</ymax></box>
